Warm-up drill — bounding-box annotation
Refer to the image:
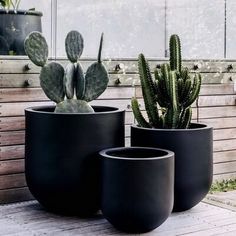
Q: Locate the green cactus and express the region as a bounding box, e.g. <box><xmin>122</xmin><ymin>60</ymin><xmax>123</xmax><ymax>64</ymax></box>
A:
<box><xmin>131</xmin><ymin>34</ymin><xmax>201</xmax><ymax>129</ymax></box>
<box><xmin>24</xmin><ymin>31</ymin><xmax>109</xmax><ymax>113</ymax></box>
<box><xmin>65</xmin><ymin>31</ymin><xmax>84</xmax><ymax>63</ymax></box>
<box><xmin>83</xmin><ymin>33</ymin><xmax>109</xmax><ymax>102</ymax></box>
<box><xmin>24</xmin><ymin>31</ymin><xmax>48</xmax><ymax>67</ymax></box>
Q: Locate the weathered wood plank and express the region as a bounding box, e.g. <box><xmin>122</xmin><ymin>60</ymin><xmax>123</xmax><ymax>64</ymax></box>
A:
<box><xmin>198</xmin><ymin>117</ymin><xmax>236</xmax><ymax>129</ymax></box>
<box><xmin>1</xmin><ymin>58</ymin><xmax>236</xmax><ymax>74</ymax></box>
<box><xmin>214</xmin><ymin>172</ymin><xmax>236</xmax><ymax>181</ymax></box>
<box><xmin>199</xmin><ymin>106</ymin><xmax>236</xmax><ymax>119</ymax></box>
<box><xmin>198</xmin><ymin>95</ymin><xmax>236</xmax><ymax>107</ymax></box>
<box><xmin>2</xmin><ymin>88</ymin><xmax>236</xmax><ymax>107</ymax></box>
<box><xmin>214</xmin><ymin>150</ymin><xmax>236</xmax><ymax>164</ymax></box>
<box><xmin>0</xmin><ymin>159</ymin><xmax>24</xmax><ymax>175</ymax></box>
<box><xmin>0</xmin><ymin>87</ymin><xmax>135</xmax><ymax>102</ymax></box>
<box><xmin>0</xmin><ymin>187</ymin><xmax>33</xmax><ymax>204</ymax></box>
<box><xmin>0</xmin><ymin>116</ymin><xmax>25</xmax><ymax>131</ymax></box>
<box><xmin>214</xmin><ymin>128</ymin><xmax>236</xmax><ymax>141</ymax></box>
<box><xmin>0</xmin><ymin>73</ymin><xmax>232</xmax><ymax>89</ymax></box>
<box><xmin>214</xmin><ymin>161</ymin><xmax>236</xmax><ymax>175</ymax></box>
<box><xmin>0</xmin><ymin>101</ymin><xmax>54</xmax><ymax>117</ymax></box>
<box><xmin>0</xmin><ymin>173</ymin><xmax>26</xmax><ymax>190</ymax></box>
<box><xmin>0</xmin><ymin>131</ymin><xmax>25</xmax><ymax>146</ymax></box>
<box><xmin>0</xmin><ymin>100</ymin><xmax>134</xmax><ymax>117</ymax></box>
<box><xmin>214</xmin><ymin>139</ymin><xmax>236</xmax><ymax>152</ymax></box>
<box><xmin>0</xmin><ymin>145</ymin><xmax>24</xmax><ymax>161</ymax></box>
<box><xmin>136</xmin><ymin>84</ymin><xmax>236</xmax><ymax>98</ymax></box>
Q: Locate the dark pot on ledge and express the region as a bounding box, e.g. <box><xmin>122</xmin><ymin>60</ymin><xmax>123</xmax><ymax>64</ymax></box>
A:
<box><xmin>0</xmin><ymin>10</ymin><xmax>42</xmax><ymax>55</ymax></box>
<box><xmin>25</xmin><ymin>105</ymin><xmax>125</xmax><ymax>216</ymax></box>
<box><xmin>100</xmin><ymin>147</ymin><xmax>174</xmax><ymax>233</ymax></box>
<box><xmin>131</xmin><ymin>123</ymin><xmax>213</xmax><ymax>212</ymax></box>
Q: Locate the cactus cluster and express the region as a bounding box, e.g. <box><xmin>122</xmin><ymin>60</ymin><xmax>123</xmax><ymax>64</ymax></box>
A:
<box><xmin>24</xmin><ymin>31</ymin><xmax>109</xmax><ymax>113</ymax></box>
<box><xmin>131</xmin><ymin>34</ymin><xmax>201</xmax><ymax>129</ymax></box>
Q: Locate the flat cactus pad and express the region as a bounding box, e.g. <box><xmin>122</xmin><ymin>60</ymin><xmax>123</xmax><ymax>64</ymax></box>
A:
<box><xmin>55</xmin><ymin>99</ymin><xmax>94</xmax><ymax>113</ymax></box>
<box><xmin>64</xmin><ymin>63</ymin><xmax>75</xmax><ymax>99</ymax></box>
<box><xmin>75</xmin><ymin>62</ymin><xmax>85</xmax><ymax>100</ymax></box>
<box><xmin>83</xmin><ymin>62</ymin><xmax>109</xmax><ymax>102</ymax></box>
<box><xmin>24</xmin><ymin>31</ymin><xmax>48</xmax><ymax>67</ymax></box>
<box><xmin>40</xmin><ymin>62</ymin><xmax>65</xmax><ymax>103</ymax></box>
<box><xmin>65</xmin><ymin>31</ymin><xmax>84</xmax><ymax>63</ymax></box>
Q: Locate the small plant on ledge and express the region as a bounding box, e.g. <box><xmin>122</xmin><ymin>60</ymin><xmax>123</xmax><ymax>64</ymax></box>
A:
<box><xmin>24</xmin><ymin>31</ymin><xmax>109</xmax><ymax>113</ymax></box>
<box><xmin>0</xmin><ymin>0</ymin><xmax>41</xmax><ymax>55</ymax></box>
<box><xmin>131</xmin><ymin>34</ymin><xmax>201</xmax><ymax>129</ymax></box>
<box><xmin>0</xmin><ymin>0</ymin><xmax>21</xmax><ymax>11</ymax></box>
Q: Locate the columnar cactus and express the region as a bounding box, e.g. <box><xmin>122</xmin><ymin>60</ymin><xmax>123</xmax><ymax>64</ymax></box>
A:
<box><xmin>24</xmin><ymin>31</ymin><xmax>109</xmax><ymax>113</ymax></box>
<box><xmin>131</xmin><ymin>34</ymin><xmax>201</xmax><ymax>129</ymax></box>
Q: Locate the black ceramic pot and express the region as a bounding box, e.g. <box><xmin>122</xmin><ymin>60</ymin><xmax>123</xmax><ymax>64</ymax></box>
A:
<box><xmin>131</xmin><ymin>123</ymin><xmax>213</xmax><ymax>212</ymax></box>
<box><xmin>100</xmin><ymin>147</ymin><xmax>174</xmax><ymax>233</ymax></box>
<box><xmin>25</xmin><ymin>105</ymin><xmax>125</xmax><ymax>216</ymax></box>
<box><xmin>0</xmin><ymin>10</ymin><xmax>42</xmax><ymax>55</ymax></box>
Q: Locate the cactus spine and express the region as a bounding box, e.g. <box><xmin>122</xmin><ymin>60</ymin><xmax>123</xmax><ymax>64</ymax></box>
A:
<box><xmin>24</xmin><ymin>31</ymin><xmax>109</xmax><ymax>113</ymax></box>
<box><xmin>132</xmin><ymin>34</ymin><xmax>201</xmax><ymax>129</ymax></box>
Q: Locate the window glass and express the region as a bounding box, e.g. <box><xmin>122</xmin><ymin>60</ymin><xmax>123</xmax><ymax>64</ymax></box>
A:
<box><xmin>20</xmin><ymin>0</ymin><xmax>52</xmax><ymax>57</ymax></box>
<box><xmin>56</xmin><ymin>0</ymin><xmax>166</xmax><ymax>58</ymax></box>
<box><xmin>166</xmin><ymin>0</ymin><xmax>225</xmax><ymax>59</ymax></box>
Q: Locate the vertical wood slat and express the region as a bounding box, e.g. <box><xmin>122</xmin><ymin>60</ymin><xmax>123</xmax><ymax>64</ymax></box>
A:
<box><xmin>1</xmin><ymin>58</ymin><xmax>236</xmax><ymax>203</ymax></box>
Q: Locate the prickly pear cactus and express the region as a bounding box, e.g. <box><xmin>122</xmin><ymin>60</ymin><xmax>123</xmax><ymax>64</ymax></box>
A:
<box><xmin>55</xmin><ymin>99</ymin><xmax>94</xmax><ymax>113</ymax></box>
<box><xmin>75</xmin><ymin>62</ymin><xmax>85</xmax><ymax>100</ymax></box>
<box><xmin>64</xmin><ymin>63</ymin><xmax>75</xmax><ymax>99</ymax></box>
<box><xmin>24</xmin><ymin>30</ymin><xmax>109</xmax><ymax>114</ymax></box>
<box><xmin>24</xmin><ymin>32</ymin><xmax>48</xmax><ymax>67</ymax></box>
<box><xmin>83</xmin><ymin>33</ymin><xmax>109</xmax><ymax>101</ymax></box>
<box><xmin>40</xmin><ymin>62</ymin><xmax>65</xmax><ymax>103</ymax></box>
<box><xmin>65</xmin><ymin>31</ymin><xmax>84</xmax><ymax>63</ymax></box>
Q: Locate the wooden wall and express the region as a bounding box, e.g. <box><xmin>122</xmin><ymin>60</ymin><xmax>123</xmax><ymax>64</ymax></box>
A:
<box><xmin>1</xmin><ymin>57</ymin><xmax>236</xmax><ymax>204</ymax></box>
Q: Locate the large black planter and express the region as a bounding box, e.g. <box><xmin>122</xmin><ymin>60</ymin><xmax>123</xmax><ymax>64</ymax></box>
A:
<box><xmin>131</xmin><ymin>124</ymin><xmax>213</xmax><ymax>212</ymax></box>
<box><xmin>25</xmin><ymin>105</ymin><xmax>125</xmax><ymax>216</ymax></box>
<box><xmin>0</xmin><ymin>10</ymin><xmax>42</xmax><ymax>55</ymax></box>
<box><xmin>100</xmin><ymin>147</ymin><xmax>174</xmax><ymax>233</ymax></box>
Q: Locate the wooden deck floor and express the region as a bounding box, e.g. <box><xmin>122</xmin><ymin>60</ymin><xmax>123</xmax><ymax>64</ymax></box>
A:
<box><xmin>1</xmin><ymin>201</ymin><xmax>236</xmax><ymax>235</ymax></box>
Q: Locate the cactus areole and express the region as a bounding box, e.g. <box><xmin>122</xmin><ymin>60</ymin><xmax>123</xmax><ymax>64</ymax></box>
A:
<box><xmin>24</xmin><ymin>31</ymin><xmax>109</xmax><ymax>113</ymax></box>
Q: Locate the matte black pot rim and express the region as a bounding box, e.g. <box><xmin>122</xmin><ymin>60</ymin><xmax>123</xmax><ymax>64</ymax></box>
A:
<box><xmin>25</xmin><ymin>105</ymin><xmax>124</xmax><ymax>115</ymax></box>
<box><xmin>100</xmin><ymin>147</ymin><xmax>174</xmax><ymax>161</ymax></box>
<box><xmin>131</xmin><ymin>123</ymin><xmax>212</xmax><ymax>131</ymax></box>
<box><xmin>0</xmin><ymin>9</ymin><xmax>43</xmax><ymax>16</ymax></box>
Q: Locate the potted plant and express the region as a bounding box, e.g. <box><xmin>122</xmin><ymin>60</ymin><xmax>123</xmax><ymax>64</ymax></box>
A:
<box><xmin>131</xmin><ymin>35</ymin><xmax>213</xmax><ymax>212</ymax></box>
<box><xmin>24</xmin><ymin>31</ymin><xmax>125</xmax><ymax>216</ymax></box>
<box><xmin>100</xmin><ymin>147</ymin><xmax>174</xmax><ymax>233</ymax></box>
<box><xmin>0</xmin><ymin>0</ymin><xmax>42</xmax><ymax>55</ymax></box>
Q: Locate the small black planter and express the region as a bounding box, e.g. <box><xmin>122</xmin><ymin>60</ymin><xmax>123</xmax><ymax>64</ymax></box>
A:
<box><xmin>131</xmin><ymin>124</ymin><xmax>213</xmax><ymax>212</ymax></box>
<box><xmin>100</xmin><ymin>147</ymin><xmax>174</xmax><ymax>233</ymax></box>
<box><xmin>0</xmin><ymin>10</ymin><xmax>42</xmax><ymax>55</ymax></box>
<box><xmin>25</xmin><ymin>105</ymin><xmax>125</xmax><ymax>216</ymax></box>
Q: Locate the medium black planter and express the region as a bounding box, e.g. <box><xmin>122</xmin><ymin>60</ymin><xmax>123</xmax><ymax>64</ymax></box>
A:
<box><xmin>131</xmin><ymin>124</ymin><xmax>213</xmax><ymax>212</ymax></box>
<box><xmin>25</xmin><ymin>105</ymin><xmax>125</xmax><ymax>216</ymax></box>
<box><xmin>100</xmin><ymin>147</ymin><xmax>174</xmax><ymax>233</ymax></box>
<box><xmin>0</xmin><ymin>10</ymin><xmax>42</xmax><ymax>55</ymax></box>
